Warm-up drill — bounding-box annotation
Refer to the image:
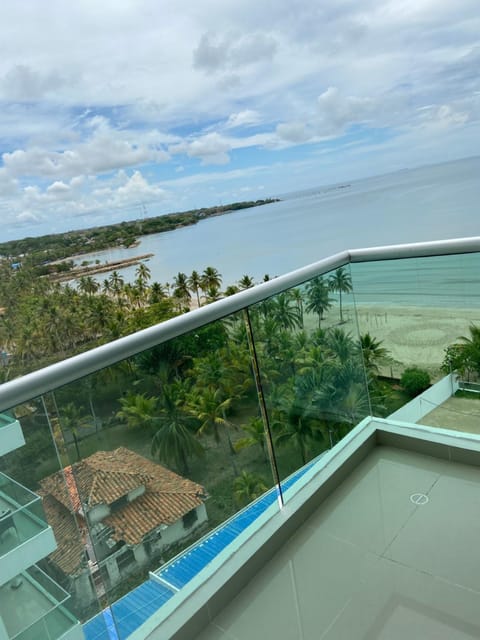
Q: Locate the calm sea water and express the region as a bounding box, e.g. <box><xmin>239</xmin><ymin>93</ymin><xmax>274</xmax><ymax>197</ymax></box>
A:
<box><xmin>78</xmin><ymin>156</ymin><xmax>480</xmax><ymax>306</ymax></box>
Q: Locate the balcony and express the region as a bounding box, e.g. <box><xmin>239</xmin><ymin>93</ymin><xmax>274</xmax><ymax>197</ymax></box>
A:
<box><xmin>192</xmin><ymin>419</ymin><xmax>480</xmax><ymax>640</ymax></box>
<box><xmin>0</xmin><ymin>237</ymin><xmax>480</xmax><ymax>639</ymax></box>
<box><xmin>0</xmin><ymin>565</ymin><xmax>83</xmax><ymax>640</ymax></box>
<box><xmin>0</xmin><ymin>414</ymin><xmax>24</xmax><ymax>457</ymax></box>
<box><xmin>0</xmin><ymin>473</ymin><xmax>56</xmax><ymax>585</ymax></box>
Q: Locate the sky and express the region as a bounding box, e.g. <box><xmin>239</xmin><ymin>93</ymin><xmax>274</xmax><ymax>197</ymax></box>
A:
<box><xmin>0</xmin><ymin>0</ymin><xmax>479</xmax><ymax>241</ymax></box>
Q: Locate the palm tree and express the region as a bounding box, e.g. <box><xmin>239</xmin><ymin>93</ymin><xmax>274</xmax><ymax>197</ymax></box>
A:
<box><xmin>188</xmin><ymin>387</ymin><xmax>231</xmax><ymax>444</ymax></box>
<box><xmin>151</xmin><ymin>387</ymin><xmax>203</xmax><ymax>475</ymax></box>
<box><xmin>56</xmin><ymin>402</ymin><xmax>92</xmax><ymax>460</ymax></box>
<box><xmin>135</xmin><ymin>262</ymin><xmax>151</xmax><ymax>286</ymax></box>
<box><xmin>173</xmin><ymin>272</ymin><xmax>191</xmax><ymax>307</ymax></box>
<box><xmin>149</xmin><ymin>281</ymin><xmax>165</xmax><ymax>304</ymax></box>
<box><xmin>205</xmin><ymin>285</ymin><xmax>222</xmax><ymax>303</ymax></box>
<box><xmin>187</xmin><ymin>270</ymin><xmax>202</xmax><ymax>307</ymax></box>
<box><xmin>109</xmin><ymin>271</ymin><xmax>125</xmax><ymax>299</ymax></box>
<box><xmin>328</xmin><ymin>267</ymin><xmax>352</xmax><ymax>323</ymax></box>
<box><xmin>359</xmin><ymin>332</ymin><xmax>389</xmax><ymax>375</ymax></box>
<box><xmin>238</xmin><ymin>275</ymin><xmax>255</xmax><ymax>290</ymax></box>
<box><xmin>201</xmin><ymin>266</ymin><xmax>222</xmax><ymax>292</ymax></box>
<box><xmin>116</xmin><ymin>392</ymin><xmax>159</xmax><ymax>430</ymax></box>
<box><xmin>274</xmin><ymin>396</ymin><xmax>320</xmax><ymax>466</ymax></box>
<box><xmin>270</xmin><ymin>292</ymin><xmax>302</xmax><ymax>331</ymax></box>
<box><xmin>234</xmin><ymin>417</ymin><xmax>267</xmax><ymax>461</ymax></box>
<box><xmin>290</xmin><ymin>288</ymin><xmax>304</xmax><ymax>327</ymax></box>
<box><xmin>305</xmin><ymin>276</ymin><xmax>332</xmax><ymax>328</ymax></box>
<box><xmin>224</xmin><ymin>285</ymin><xmax>240</xmax><ymax>296</ymax></box>
<box><xmin>78</xmin><ymin>275</ymin><xmax>99</xmax><ymax>297</ymax></box>
<box><xmin>458</xmin><ymin>325</ymin><xmax>480</xmax><ymax>377</ymax></box>
<box><xmin>233</xmin><ymin>471</ymin><xmax>268</xmax><ymax>506</ymax></box>
<box><xmin>102</xmin><ymin>278</ymin><xmax>111</xmax><ymax>295</ymax></box>
<box><xmin>325</xmin><ymin>328</ymin><xmax>356</xmax><ymax>364</ymax></box>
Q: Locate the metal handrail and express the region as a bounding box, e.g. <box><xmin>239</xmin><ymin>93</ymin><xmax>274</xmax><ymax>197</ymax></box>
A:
<box><xmin>1</xmin><ymin>235</ymin><xmax>479</xmax><ymax>412</ymax></box>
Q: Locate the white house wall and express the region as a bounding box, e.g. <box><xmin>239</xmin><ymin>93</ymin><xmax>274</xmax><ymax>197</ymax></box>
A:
<box><xmin>88</xmin><ymin>503</ymin><xmax>110</xmax><ymax>524</ymax></box>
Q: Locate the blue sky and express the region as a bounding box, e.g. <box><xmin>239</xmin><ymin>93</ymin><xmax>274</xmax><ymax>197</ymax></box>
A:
<box><xmin>0</xmin><ymin>0</ymin><xmax>479</xmax><ymax>241</ymax></box>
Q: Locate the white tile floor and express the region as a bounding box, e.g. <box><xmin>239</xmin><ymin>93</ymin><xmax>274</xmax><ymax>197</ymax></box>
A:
<box><xmin>196</xmin><ymin>446</ymin><xmax>480</xmax><ymax>639</ymax></box>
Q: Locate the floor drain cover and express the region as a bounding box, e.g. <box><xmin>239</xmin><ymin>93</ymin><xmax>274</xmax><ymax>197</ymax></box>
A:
<box><xmin>410</xmin><ymin>493</ymin><xmax>429</xmax><ymax>505</ymax></box>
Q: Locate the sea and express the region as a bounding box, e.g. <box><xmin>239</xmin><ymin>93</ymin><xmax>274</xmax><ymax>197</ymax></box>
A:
<box><xmin>75</xmin><ymin>156</ymin><xmax>480</xmax><ymax>308</ymax></box>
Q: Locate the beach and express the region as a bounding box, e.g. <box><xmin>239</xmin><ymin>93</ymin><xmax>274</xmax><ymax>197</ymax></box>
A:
<box><xmin>325</xmin><ymin>304</ymin><xmax>480</xmax><ymax>377</ymax></box>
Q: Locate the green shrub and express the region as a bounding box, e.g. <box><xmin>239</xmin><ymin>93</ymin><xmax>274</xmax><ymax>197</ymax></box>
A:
<box><xmin>400</xmin><ymin>367</ymin><xmax>431</xmax><ymax>397</ymax></box>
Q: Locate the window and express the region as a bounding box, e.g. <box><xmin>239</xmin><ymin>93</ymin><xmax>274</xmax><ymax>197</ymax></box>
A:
<box><xmin>182</xmin><ymin>508</ymin><xmax>198</xmax><ymax>529</ymax></box>
<box><xmin>116</xmin><ymin>548</ymin><xmax>135</xmax><ymax>572</ymax></box>
<box><xmin>111</xmin><ymin>494</ymin><xmax>128</xmax><ymax>511</ymax></box>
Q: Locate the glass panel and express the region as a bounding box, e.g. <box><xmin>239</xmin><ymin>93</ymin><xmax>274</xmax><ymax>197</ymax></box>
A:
<box><xmin>45</xmin><ymin>312</ymin><xmax>279</xmax><ymax>636</ymax></box>
<box><xmin>0</xmin><ymin>398</ymin><xmax>108</xmax><ymax>640</ymax></box>
<box><xmin>0</xmin><ymin>473</ymin><xmax>50</xmax><ymax>555</ymax></box>
<box><xmin>25</xmin><ymin>565</ymin><xmax>70</xmax><ymax>607</ymax></box>
<box><xmin>12</xmin><ymin>605</ymin><xmax>79</xmax><ymax>640</ymax></box>
<box><xmin>350</xmin><ymin>252</ymin><xmax>480</xmax><ymax>421</ymax></box>
<box><xmin>0</xmin><ymin>412</ymin><xmax>16</xmax><ymax>428</ymax></box>
<box><xmin>248</xmin><ymin>264</ymin><xmax>371</xmax><ymax>491</ymax></box>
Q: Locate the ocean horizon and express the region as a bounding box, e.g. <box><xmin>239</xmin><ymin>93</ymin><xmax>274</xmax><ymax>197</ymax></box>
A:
<box><xmin>73</xmin><ymin>155</ymin><xmax>480</xmax><ymax>302</ymax></box>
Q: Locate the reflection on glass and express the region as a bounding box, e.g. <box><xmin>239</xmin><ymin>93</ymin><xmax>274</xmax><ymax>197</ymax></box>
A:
<box><xmin>0</xmin><ymin>400</ymin><xmax>107</xmax><ymax>640</ymax></box>
<box><xmin>350</xmin><ymin>252</ymin><xmax>480</xmax><ymax>418</ymax></box>
<box><xmin>248</xmin><ymin>265</ymin><xmax>370</xmax><ymax>486</ymax></box>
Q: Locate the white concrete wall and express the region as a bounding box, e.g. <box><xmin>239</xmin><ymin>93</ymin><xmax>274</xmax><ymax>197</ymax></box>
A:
<box><xmin>88</xmin><ymin>503</ymin><xmax>110</xmax><ymax>524</ymax></box>
<box><xmin>127</xmin><ymin>485</ymin><xmax>145</xmax><ymax>502</ymax></box>
<box><xmin>388</xmin><ymin>373</ymin><xmax>459</xmax><ymax>423</ymax></box>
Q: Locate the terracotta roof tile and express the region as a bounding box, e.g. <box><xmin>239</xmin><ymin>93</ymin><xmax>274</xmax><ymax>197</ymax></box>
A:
<box><xmin>41</xmin><ymin>447</ymin><xmax>206</xmax><ymax>566</ymax></box>
<box><xmin>41</xmin><ymin>493</ymin><xmax>85</xmax><ymax>575</ymax></box>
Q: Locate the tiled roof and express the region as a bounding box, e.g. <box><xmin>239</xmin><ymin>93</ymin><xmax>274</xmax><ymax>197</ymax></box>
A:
<box><xmin>40</xmin><ymin>451</ymin><xmax>149</xmax><ymax>512</ymax></box>
<box><xmin>41</xmin><ymin>493</ymin><xmax>85</xmax><ymax>575</ymax></box>
<box><xmin>105</xmin><ymin>490</ymin><xmax>203</xmax><ymax>546</ymax></box>
<box><xmin>41</xmin><ymin>447</ymin><xmax>206</xmax><ymax>566</ymax></box>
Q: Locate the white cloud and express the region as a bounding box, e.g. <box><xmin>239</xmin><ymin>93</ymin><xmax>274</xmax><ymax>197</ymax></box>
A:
<box><xmin>225</xmin><ymin>109</ymin><xmax>261</xmax><ymax>129</ymax></box>
<box><xmin>0</xmin><ymin>168</ymin><xmax>18</xmax><ymax>196</ymax></box>
<box><xmin>276</xmin><ymin>122</ymin><xmax>312</xmax><ymax>144</ymax></box>
<box><xmin>16</xmin><ymin>211</ymin><xmax>40</xmax><ymax>224</ymax></box>
<box><xmin>193</xmin><ymin>31</ymin><xmax>277</xmax><ymax>73</ymax></box>
<box><xmin>115</xmin><ymin>171</ymin><xmax>167</xmax><ymax>204</ymax></box>
<box><xmin>1</xmin><ymin>64</ymin><xmax>70</xmax><ymax>101</ymax></box>
<box><xmin>0</xmin><ymin>1</ymin><xmax>479</xmax><ymax>237</ymax></box>
<box><xmin>316</xmin><ymin>86</ymin><xmax>375</xmax><ymax>133</ymax></box>
<box><xmin>2</xmin><ymin>118</ymin><xmax>169</xmax><ymax>179</ymax></box>
<box><xmin>170</xmin><ymin>132</ymin><xmax>232</xmax><ymax>165</ymax></box>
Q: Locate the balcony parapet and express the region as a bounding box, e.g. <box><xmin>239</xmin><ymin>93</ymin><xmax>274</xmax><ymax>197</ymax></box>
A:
<box><xmin>0</xmin><ymin>473</ymin><xmax>56</xmax><ymax>585</ymax></box>
<box><xmin>0</xmin><ymin>415</ymin><xmax>24</xmax><ymax>457</ymax></box>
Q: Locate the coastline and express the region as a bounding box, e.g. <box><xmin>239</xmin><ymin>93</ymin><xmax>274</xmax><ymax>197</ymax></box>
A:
<box><xmin>52</xmin><ymin>253</ymin><xmax>154</xmax><ymax>282</ymax></box>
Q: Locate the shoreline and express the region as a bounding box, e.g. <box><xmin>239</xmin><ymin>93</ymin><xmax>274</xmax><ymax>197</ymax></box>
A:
<box><xmin>326</xmin><ymin>303</ymin><xmax>480</xmax><ymax>377</ymax></box>
<box><xmin>51</xmin><ymin>253</ymin><xmax>154</xmax><ymax>282</ymax></box>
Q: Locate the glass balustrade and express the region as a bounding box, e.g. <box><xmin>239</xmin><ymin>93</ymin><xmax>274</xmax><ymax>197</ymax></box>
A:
<box><xmin>0</xmin><ymin>565</ymin><xmax>81</xmax><ymax>640</ymax></box>
<box><xmin>247</xmin><ymin>264</ymin><xmax>371</xmax><ymax>496</ymax></box>
<box><xmin>0</xmin><ymin>473</ymin><xmax>50</xmax><ymax>556</ymax></box>
<box><xmin>1</xmin><ymin>241</ymin><xmax>480</xmax><ymax>639</ymax></box>
<box><xmin>0</xmin><ymin>412</ymin><xmax>16</xmax><ymax>428</ymax></box>
<box><xmin>40</xmin><ymin>313</ymin><xmax>280</xmax><ymax>638</ymax></box>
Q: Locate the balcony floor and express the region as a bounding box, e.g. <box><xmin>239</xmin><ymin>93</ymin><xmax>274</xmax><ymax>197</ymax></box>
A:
<box><xmin>0</xmin><ymin>573</ymin><xmax>74</xmax><ymax>639</ymax></box>
<box><xmin>196</xmin><ymin>446</ymin><xmax>480</xmax><ymax>640</ymax></box>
